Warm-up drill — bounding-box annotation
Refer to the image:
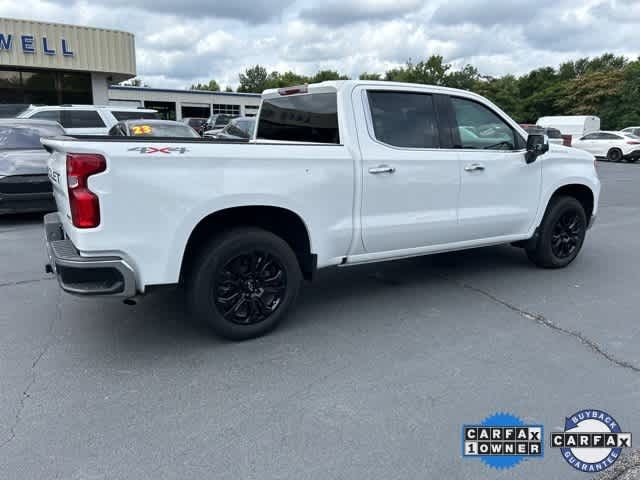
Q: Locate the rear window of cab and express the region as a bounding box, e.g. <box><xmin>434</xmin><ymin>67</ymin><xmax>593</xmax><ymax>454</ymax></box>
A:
<box><xmin>257</xmin><ymin>93</ymin><xmax>340</xmax><ymax>144</ymax></box>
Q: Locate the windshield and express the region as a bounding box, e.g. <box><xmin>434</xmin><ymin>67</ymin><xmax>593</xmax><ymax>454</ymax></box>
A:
<box><xmin>128</xmin><ymin>123</ymin><xmax>200</xmax><ymax>137</ymax></box>
<box><xmin>0</xmin><ymin>126</ymin><xmax>56</xmax><ymax>150</ymax></box>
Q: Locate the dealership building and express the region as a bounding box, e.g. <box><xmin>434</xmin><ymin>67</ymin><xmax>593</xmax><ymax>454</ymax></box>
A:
<box><xmin>0</xmin><ymin>17</ymin><xmax>261</xmax><ymax>118</ymax></box>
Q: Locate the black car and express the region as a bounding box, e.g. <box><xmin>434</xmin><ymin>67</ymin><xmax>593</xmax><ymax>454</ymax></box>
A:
<box><xmin>202</xmin><ymin>114</ymin><xmax>235</xmax><ymax>134</ymax></box>
<box><xmin>108</xmin><ymin>119</ymin><xmax>201</xmax><ymax>138</ymax></box>
<box><xmin>0</xmin><ymin>119</ymin><xmax>66</xmax><ymax>214</ymax></box>
<box><xmin>208</xmin><ymin>117</ymin><xmax>256</xmax><ymax>141</ymax></box>
<box><xmin>182</xmin><ymin>117</ymin><xmax>208</xmax><ymax>134</ymax></box>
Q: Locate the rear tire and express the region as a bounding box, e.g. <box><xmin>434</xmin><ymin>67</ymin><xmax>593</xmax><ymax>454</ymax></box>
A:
<box><xmin>607</xmin><ymin>148</ymin><xmax>623</xmax><ymax>162</ymax></box>
<box><xmin>187</xmin><ymin>227</ymin><xmax>302</xmax><ymax>340</ymax></box>
<box><xmin>526</xmin><ymin>196</ymin><xmax>587</xmax><ymax>269</ymax></box>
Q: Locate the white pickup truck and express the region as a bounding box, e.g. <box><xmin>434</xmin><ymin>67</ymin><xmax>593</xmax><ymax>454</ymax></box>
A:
<box><xmin>43</xmin><ymin>81</ymin><xmax>600</xmax><ymax>340</ymax></box>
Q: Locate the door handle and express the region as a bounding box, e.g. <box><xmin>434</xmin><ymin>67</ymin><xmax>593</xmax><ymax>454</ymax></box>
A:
<box><xmin>369</xmin><ymin>165</ymin><xmax>396</xmax><ymax>174</ymax></box>
<box><xmin>464</xmin><ymin>163</ymin><xmax>485</xmax><ymax>172</ymax></box>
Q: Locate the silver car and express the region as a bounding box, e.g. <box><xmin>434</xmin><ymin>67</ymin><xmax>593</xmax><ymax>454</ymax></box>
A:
<box><xmin>0</xmin><ymin>119</ymin><xmax>65</xmax><ymax>214</ymax></box>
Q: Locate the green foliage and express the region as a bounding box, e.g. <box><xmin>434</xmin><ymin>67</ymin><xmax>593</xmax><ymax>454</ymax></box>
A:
<box><xmin>229</xmin><ymin>53</ymin><xmax>637</xmax><ymax>129</ymax></box>
<box><xmin>359</xmin><ymin>72</ymin><xmax>382</xmax><ymax>80</ymax></box>
<box><xmin>190</xmin><ymin>79</ymin><xmax>220</xmax><ymax>91</ymax></box>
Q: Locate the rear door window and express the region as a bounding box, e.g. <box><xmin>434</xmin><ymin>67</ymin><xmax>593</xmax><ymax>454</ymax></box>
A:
<box><xmin>367</xmin><ymin>91</ymin><xmax>439</xmax><ymax>148</ymax></box>
<box><xmin>112</xmin><ymin>111</ymin><xmax>158</xmax><ymax>121</ymax></box>
<box><xmin>62</xmin><ymin>111</ymin><xmax>106</xmax><ymax>129</ymax></box>
<box><xmin>257</xmin><ymin>93</ymin><xmax>340</xmax><ymax>144</ymax></box>
<box><xmin>30</xmin><ymin>110</ymin><xmax>62</xmax><ymax>123</ymax></box>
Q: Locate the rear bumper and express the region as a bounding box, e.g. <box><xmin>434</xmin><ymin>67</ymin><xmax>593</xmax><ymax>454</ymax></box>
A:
<box><xmin>623</xmin><ymin>149</ymin><xmax>640</xmax><ymax>160</ymax></box>
<box><xmin>44</xmin><ymin>212</ymin><xmax>137</xmax><ymax>297</ymax></box>
<box><xmin>0</xmin><ymin>175</ymin><xmax>55</xmax><ymax>214</ymax></box>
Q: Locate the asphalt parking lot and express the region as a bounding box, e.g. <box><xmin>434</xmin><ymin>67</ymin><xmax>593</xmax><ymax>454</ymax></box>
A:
<box><xmin>1</xmin><ymin>161</ymin><xmax>639</xmax><ymax>479</ymax></box>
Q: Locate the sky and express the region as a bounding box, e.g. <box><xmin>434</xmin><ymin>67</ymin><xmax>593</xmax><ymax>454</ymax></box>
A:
<box><xmin>0</xmin><ymin>0</ymin><xmax>638</xmax><ymax>89</ymax></box>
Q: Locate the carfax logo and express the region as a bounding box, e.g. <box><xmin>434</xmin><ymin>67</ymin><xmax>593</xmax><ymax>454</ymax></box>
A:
<box><xmin>551</xmin><ymin>409</ymin><xmax>632</xmax><ymax>473</ymax></box>
<box><xmin>462</xmin><ymin>413</ymin><xmax>543</xmax><ymax>470</ymax></box>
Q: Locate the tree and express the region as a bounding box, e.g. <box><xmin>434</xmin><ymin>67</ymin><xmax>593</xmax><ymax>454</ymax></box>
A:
<box><xmin>120</xmin><ymin>77</ymin><xmax>148</xmax><ymax>87</ymax></box>
<box><xmin>310</xmin><ymin>70</ymin><xmax>349</xmax><ymax>83</ymax></box>
<box><xmin>190</xmin><ymin>79</ymin><xmax>220</xmax><ymax>91</ymax></box>
<box><xmin>385</xmin><ymin>55</ymin><xmax>451</xmax><ymax>85</ymax></box>
<box><xmin>445</xmin><ymin>65</ymin><xmax>480</xmax><ymax>90</ymax></box>
<box><xmin>359</xmin><ymin>72</ymin><xmax>382</xmax><ymax>80</ymax></box>
<box><xmin>238</xmin><ymin>65</ymin><xmax>269</xmax><ymax>93</ymax></box>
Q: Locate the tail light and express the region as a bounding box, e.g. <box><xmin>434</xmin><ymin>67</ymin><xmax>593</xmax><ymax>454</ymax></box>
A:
<box><xmin>626</xmin><ymin>140</ymin><xmax>640</xmax><ymax>145</ymax></box>
<box><xmin>66</xmin><ymin>153</ymin><xmax>106</xmax><ymax>228</ymax></box>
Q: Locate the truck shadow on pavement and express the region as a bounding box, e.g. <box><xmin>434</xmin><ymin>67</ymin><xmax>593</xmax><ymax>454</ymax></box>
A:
<box><xmin>96</xmin><ymin>244</ymin><xmax>533</xmax><ymax>357</ymax></box>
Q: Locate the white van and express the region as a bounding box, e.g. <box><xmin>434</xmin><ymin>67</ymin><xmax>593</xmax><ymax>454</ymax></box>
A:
<box><xmin>537</xmin><ymin>116</ymin><xmax>600</xmax><ymax>144</ymax></box>
<box><xmin>17</xmin><ymin>105</ymin><xmax>158</xmax><ymax>135</ymax></box>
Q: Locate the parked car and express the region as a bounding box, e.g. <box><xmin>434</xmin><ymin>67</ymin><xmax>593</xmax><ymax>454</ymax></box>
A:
<box><xmin>0</xmin><ymin>119</ymin><xmax>65</xmax><ymax>214</ymax></box>
<box><xmin>17</xmin><ymin>105</ymin><xmax>158</xmax><ymax>135</ymax></box>
<box><xmin>620</xmin><ymin>126</ymin><xmax>640</xmax><ymax>137</ymax></box>
<box><xmin>0</xmin><ymin>104</ymin><xmax>31</xmax><ymax>118</ymax></box>
<box><xmin>522</xmin><ymin>125</ymin><xmax>565</xmax><ymax>146</ymax></box>
<box><xmin>571</xmin><ymin>131</ymin><xmax>640</xmax><ymax>162</ymax></box>
<box><xmin>43</xmin><ymin>81</ymin><xmax>600</xmax><ymax>340</ymax></box>
<box><xmin>206</xmin><ymin>117</ymin><xmax>255</xmax><ymax>140</ymax></box>
<box><xmin>108</xmin><ymin>119</ymin><xmax>201</xmax><ymax>138</ymax></box>
<box><xmin>536</xmin><ymin>116</ymin><xmax>600</xmax><ymax>145</ymax></box>
<box><xmin>182</xmin><ymin>117</ymin><xmax>208</xmax><ymax>134</ymax></box>
<box><xmin>202</xmin><ymin>114</ymin><xmax>234</xmax><ymax>135</ymax></box>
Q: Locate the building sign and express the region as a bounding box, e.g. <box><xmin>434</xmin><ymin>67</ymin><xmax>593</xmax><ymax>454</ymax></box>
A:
<box><xmin>0</xmin><ymin>33</ymin><xmax>74</xmax><ymax>56</ymax></box>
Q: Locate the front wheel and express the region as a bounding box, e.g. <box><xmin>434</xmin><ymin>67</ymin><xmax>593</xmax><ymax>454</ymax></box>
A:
<box><xmin>187</xmin><ymin>227</ymin><xmax>302</xmax><ymax>340</ymax></box>
<box><xmin>526</xmin><ymin>196</ymin><xmax>587</xmax><ymax>268</ymax></box>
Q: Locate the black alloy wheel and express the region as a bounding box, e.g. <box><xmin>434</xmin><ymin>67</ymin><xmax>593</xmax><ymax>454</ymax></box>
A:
<box><xmin>214</xmin><ymin>250</ymin><xmax>287</xmax><ymax>325</ymax></box>
<box><xmin>187</xmin><ymin>227</ymin><xmax>302</xmax><ymax>340</ymax></box>
<box><xmin>550</xmin><ymin>211</ymin><xmax>583</xmax><ymax>259</ymax></box>
<box><xmin>526</xmin><ymin>196</ymin><xmax>588</xmax><ymax>269</ymax></box>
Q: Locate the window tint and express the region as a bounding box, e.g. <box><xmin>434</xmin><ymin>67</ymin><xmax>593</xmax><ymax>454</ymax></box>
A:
<box><xmin>366</xmin><ymin>91</ymin><xmax>438</xmax><ymax>148</ymax></box>
<box><xmin>451</xmin><ymin>97</ymin><xmax>517</xmax><ymax>150</ymax></box>
<box><xmin>603</xmin><ymin>133</ymin><xmax>622</xmax><ymax>140</ymax></box>
<box><xmin>30</xmin><ymin>110</ymin><xmax>62</xmax><ymax>123</ymax></box>
<box><xmin>126</xmin><ymin>123</ymin><xmax>200</xmax><ymax>138</ymax></box>
<box><xmin>112</xmin><ymin>111</ymin><xmax>158</xmax><ymax>121</ymax></box>
<box><xmin>545</xmin><ymin>128</ymin><xmax>562</xmax><ymax>139</ymax></box>
<box><xmin>63</xmin><ymin>110</ymin><xmax>106</xmax><ymax>129</ymax></box>
<box><xmin>582</xmin><ymin>133</ymin><xmax>598</xmax><ymax>140</ymax></box>
<box><xmin>257</xmin><ymin>93</ymin><xmax>340</xmax><ymax>144</ymax></box>
<box><xmin>214</xmin><ymin>115</ymin><xmax>232</xmax><ymax>127</ymax></box>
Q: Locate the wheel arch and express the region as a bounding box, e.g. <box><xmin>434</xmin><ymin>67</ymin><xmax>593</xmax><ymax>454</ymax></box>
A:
<box><xmin>535</xmin><ymin>182</ymin><xmax>597</xmax><ymax>231</ymax></box>
<box><xmin>180</xmin><ymin>205</ymin><xmax>316</xmax><ymax>282</ymax></box>
<box><xmin>548</xmin><ymin>183</ymin><xmax>595</xmax><ymax>222</ymax></box>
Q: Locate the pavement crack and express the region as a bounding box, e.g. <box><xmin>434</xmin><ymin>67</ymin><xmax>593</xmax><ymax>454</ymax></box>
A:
<box><xmin>439</xmin><ymin>275</ymin><xmax>640</xmax><ymax>374</ymax></box>
<box><xmin>0</xmin><ymin>289</ymin><xmax>62</xmax><ymax>449</ymax></box>
<box><xmin>0</xmin><ymin>276</ymin><xmax>53</xmax><ymax>289</ymax></box>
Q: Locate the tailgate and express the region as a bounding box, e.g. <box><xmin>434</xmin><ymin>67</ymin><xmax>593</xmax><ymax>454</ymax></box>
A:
<box><xmin>44</xmin><ymin>141</ymin><xmax>72</xmax><ymax>222</ymax></box>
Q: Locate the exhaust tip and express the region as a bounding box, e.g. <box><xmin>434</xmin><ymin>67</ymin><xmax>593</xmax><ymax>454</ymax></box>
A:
<box><xmin>123</xmin><ymin>299</ymin><xmax>137</xmax><ymax>306</ymax></box>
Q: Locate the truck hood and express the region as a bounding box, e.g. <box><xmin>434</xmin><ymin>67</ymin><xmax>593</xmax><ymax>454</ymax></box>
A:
<box><xmin>548</xmin><ymin>143</ymin><xmax>595</xmax><ymax>161</ymax></box>
<box><xmin>0</xmin><ymin>149</ymin><xmax>50</xmax><ymax>176</ymax></box>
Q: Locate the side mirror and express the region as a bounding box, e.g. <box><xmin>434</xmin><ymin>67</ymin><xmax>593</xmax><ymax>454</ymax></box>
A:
<box><xmin>525</xmin><ymin>133</ymin><xmax>549</xmax><ymax>164</ymax></box>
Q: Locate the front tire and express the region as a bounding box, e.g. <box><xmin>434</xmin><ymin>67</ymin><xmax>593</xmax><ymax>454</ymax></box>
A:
<box><xmin>607</xmin><ymin>148</ymin><xmax>623</xmax><ymax>162</ymax></box>
<box><xmin>526</xmin><ymin>196</ymin><xmax>587</xmax><ymax>269</ymax></box>
<box><xmin>187</xmin><ymin>227</ymin><xmax>302</xmax><ymax>340</ymax></box>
